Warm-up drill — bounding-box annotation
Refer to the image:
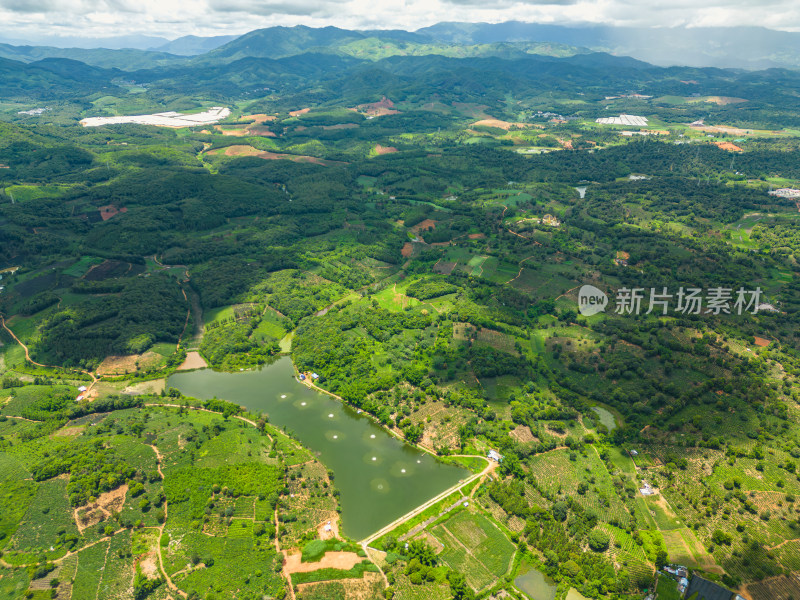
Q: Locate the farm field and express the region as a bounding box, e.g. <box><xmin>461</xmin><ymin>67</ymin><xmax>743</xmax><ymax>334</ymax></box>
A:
<box><xmin>429</xmin><ymin>509</ymin><xmax>515</xmax><ymax>592</ymax></box>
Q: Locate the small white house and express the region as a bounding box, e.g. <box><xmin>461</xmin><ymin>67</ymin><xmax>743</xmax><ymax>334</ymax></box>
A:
<box><xmin>311</xmin><ymin>373</ymin><xmax>320</xmax><ymax>380</ymax></box>
<box><xmin>488</xmin><ymin>450</ymin><xmax>503</xmax><ymax>463</ymax></box>
<box><xmin>78</xmin><ymin>386</ymin><xmax>88</xmax><ymax>392</ymax></box>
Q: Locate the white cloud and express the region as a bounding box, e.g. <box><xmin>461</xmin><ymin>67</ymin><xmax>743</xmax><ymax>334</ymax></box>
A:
<box><xmin>0</xmin><ymin>0</ymin><xmax>799</xmax><ymax>40</ymax></box>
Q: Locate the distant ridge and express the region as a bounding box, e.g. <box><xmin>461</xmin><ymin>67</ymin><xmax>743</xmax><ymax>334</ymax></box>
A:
<box><xmin>416</xmin><ymin>21</ymin><xmax>800</xmax><ymax>69</ymax></box>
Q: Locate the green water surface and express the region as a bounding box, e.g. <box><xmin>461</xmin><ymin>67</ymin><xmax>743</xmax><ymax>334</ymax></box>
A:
<box><xmin>168</xmin><ymin>357</ymin><xmax>467</xmax><ymax>540</ymax></box>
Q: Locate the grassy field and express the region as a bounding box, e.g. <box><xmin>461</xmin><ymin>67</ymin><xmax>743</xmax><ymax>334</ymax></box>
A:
<box><xmin>12</xmin><ymin>477</ymin><xmax>79</xmax><ymax>552</ymax></box>
<box><xmin>430</xmin><ymin>509</ymin><xmax>515</xmax><ymax>592</ymax></box>
<box><xmin>656</xmin><ymin>574</ymin><xmax>684</xmax><ymax>600</ymax></box>
<box><xmin>73</xmin><ymin>539</ymin><xmax>110</xmax><ymax>599</ymax></box>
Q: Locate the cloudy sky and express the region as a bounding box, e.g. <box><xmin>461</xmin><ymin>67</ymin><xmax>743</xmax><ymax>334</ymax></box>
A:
<box><xmin>0</xmin><ymin>0</ymin><xmax>798</xmax><ymax>42</ymax></box>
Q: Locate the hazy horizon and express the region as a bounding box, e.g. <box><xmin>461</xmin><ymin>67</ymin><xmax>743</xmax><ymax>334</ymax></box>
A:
<box><xmin>1</xmin><ymin>0</ymin><xmax>799</xmax><ymax>45</ymax></box>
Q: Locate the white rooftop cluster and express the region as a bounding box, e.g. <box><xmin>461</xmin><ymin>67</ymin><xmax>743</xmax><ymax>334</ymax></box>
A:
<box><xmin>80</xmin><ymin>106</ymin><xmax>230</xmax><ymax>128</ymax></box>
<box><xmin>769</xmin><ymin>188</ymin><xmax>800</xmax><ymax>198</ymax></box>
<box><xmin>596</xmin><ymin>114</ymin><xmax>649</xmax><ymax>126</ymax></box>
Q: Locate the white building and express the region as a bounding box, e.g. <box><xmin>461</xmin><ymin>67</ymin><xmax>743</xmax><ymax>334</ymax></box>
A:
<box><xmin>596</xmin><ymin>114</ymin><xmax>649</xmax><ymax>127</ymax></box>
<box><xmin>768</xmin><ymin>188</ymin><xmax>800</xmax><ymax>198</ymax></box>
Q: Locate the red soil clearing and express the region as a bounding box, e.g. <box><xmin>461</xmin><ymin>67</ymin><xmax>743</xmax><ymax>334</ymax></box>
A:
<box><xmin>714</xmin><ymin>141</ymin><xmax>744</xmax><ymax>152</ymax></box>
<box><xmin>411</xmin><ymin>219</ymin><xmax>436</xmax><ymax>232</ymax></box>
<box><xmin>401</xmin><ymin>242</ymin><xmax>413</xmax><ymax>258</ymax></box>
<box><xmin>375</xmin><ymin>144</ymin><xmax>397</xmax><ymax>155</ymax></box>
<box><xmin>472</xmin><ymin>118</ymin><xmax>534</xmax><ymax>130</ymax></box>
<box><xmin>355</xmin><ymin>96</ymin><xmax>400</xmax><ymax>116</ymax></box>
<box><xmin>98</xmin><ymin>205</ymin><xmax>127</xmax><ymax>221</ymax></box>
<box><xmin>284</xmin><ymin>552</ymin><xmax>363</xmax><ymax>574</ymax></box>
<box><xmin>210</xmin><ymin>145</ymin><xmax>346</xmax><ymax>166</ymax></box>
<box><xmin>754</xmin><ymin>336</ymin><xmax>770</xmax><ymax>347</ymax></box>
<box><xmin>242</xmin><ymin>113</ymin><xmax>277</xmax><ymax>123</ymax></box>
<box><xmin>289</xmin><ymin>108</ymin><xmax>311</xmax><ymax>117</ymax></box>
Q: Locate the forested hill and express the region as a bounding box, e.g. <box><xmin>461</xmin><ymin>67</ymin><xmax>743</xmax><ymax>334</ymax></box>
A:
<box><xmin>4</xmin><ymin>40</ymin><xmax>800</xmax><ymax>134</ymax></box>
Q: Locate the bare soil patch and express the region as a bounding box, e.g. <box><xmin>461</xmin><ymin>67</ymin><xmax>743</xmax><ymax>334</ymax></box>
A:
<box><xmin>217</xmin><ymin>144</ymin><xmax>262</xmax><ymax>157</ymax></box>
<box><xmin>98</xmin><ymin>204</ymin><xmax>127</xmax><ymax>221</ymax></box>
<box><xmin>214</xmin><ymin>125</ymin><xmax>249</xmax><ymax>136</ymax></box>
<box><xmin>401</xmin><ymin>242</ymin><xmax>414</xmax><ymax>258</ymax></box>
<box><xmin>285</xmin><ymin>551</ymin><xmax>363</xmax><ymax>573</ymax></box>
<box><xmin>123</xmin><ymin>378</ymin><xmax>166</xmax><ymax>395</ymax></box>
<box><xmin>138</xmin><ymin>554</ymin><xmax>159</xmax><ymax>579</ymax></box>
<box><xmin>472</xmin><ymin>118</ymin><xmax>533</xmax><ymax>130</ymax></box>
<box><xmin>701</xmin><ymin>96</ymin><xmax>748</xmax><ymax>105</ymax></box>
<box><xmin>468</xmin><ymin>233</ymin><xmax>486</xmax><ymax>239</ymax></box>
<box><xmin>690</xmin><ymin>124</ymin><xmax>753</xmax><ymax>135</ymax></box>
<box><xmin>242</xmin><ymin>113</ymin><xmax>277</xmax><ymax>123</ymax></box>
<box><xmin>509</xmin><ymin>425</ymin><xmax>536</xmax><ymax>443</ymax></box>
<box><xmin>209</xmin><ymin>144</ymin><xmax>346</xmax><ymax>166</ymax></box>
<box><xmin>289</xmin><ymin>108</ymin><xmax>311</xmax><ymax>117</ymax></box>
<box><xmin>714</xmin><ymin>141</ymin><xmax>744</xmax><ymax>152</ymax></box>
<box><xmin>375</xmin><ymin>144</ymin><xmax>398</xmax><ymax>154</ymax></box>
<box><xmin>317</xmin><ymin>517</ymin><xmax>340</xmax><ymax>540</ymax></box>
<box><xmin>52</xmin><ymin>425</ymin><xmax>85</xmax><ymax>437</ymax></box>
<box><xmin>411</xmin><ymin>219</ymin><xmax>436</xmax><ymax>233</ymax></box>
<box><xmin>177</xmin><ymin>351</ymin><xmax>208</xmax><ymax>370</ymax></box>
<box><xmin>247</xmin><ymin>126</ymin><xmax>276</xmax><ymax>137</ymax></box>
<box><xmin>354</xmin><ymin>96</ymin><xmax>400</xmax><ymax>116</ymax></box>
<box><xmin>98</xmin><ymin>351</ymin><xmax>162</xmax><ymax>376</ymax></box>
<box><xmin>74</xmin><ymin>484</ymin><xmax>128</xmax><ymax>533</ymax></box>
<box><xmin>754</xmin><ymin>336</ymin><xmax>771</xmax><ymax>347</ymax></box>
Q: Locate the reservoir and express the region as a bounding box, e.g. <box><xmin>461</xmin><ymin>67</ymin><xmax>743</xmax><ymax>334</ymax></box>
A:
<box><xmin>167</xmin><ymin>356</ymin><xmax>468</xmax><ymax>540</ymax></box>
<box><xmin>514</xmin><ymin>565</ymin><xmax>558</xmax><ymax>600</ymax></box>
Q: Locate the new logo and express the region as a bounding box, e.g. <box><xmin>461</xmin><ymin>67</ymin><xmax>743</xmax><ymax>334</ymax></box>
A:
<box><xmin>578</xmin><ymin>284</ymin><xmax>608</xmax><ymax>316</ymax></box>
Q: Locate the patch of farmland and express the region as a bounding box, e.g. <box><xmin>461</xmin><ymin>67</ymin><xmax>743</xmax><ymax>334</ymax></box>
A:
<box><xmin>475</xmin><ymin>328</ymin><xmax>519</xmax><ymax>355</ymax></box>
<box><xmin>599</xmin><ymin>523</ymin><xmax>654</xmax><ymax>587</ymax></box>
<box><xmin>97</xmin><ymin>351</ymin><xmax>164</xmax><ymax>376</ymax></box>
<box><xmin>467</xmin><ymin>255</ymin><xmax>488</xmax><ymax>277</ymax></box>
<box><xmin>299</xmin><ymin>572</ymin><xmax>386</xmax><ymax>600</ymax></box>
<box><xmin>433</xmin><ymin>260</ymin><xmax>457</xmax><ymax>275</ymax></box>
<box><xmin>83</xmin><ymin>259</ymin><xmax>139</xmax><ymax>281</ymax></box>
<box><xmin>98</xmin><ymin>529</ymin><xmax>134</xmax><ymax>599</ymax></box>
<box><xmin>405</xmin><ymin>401</ymin><xmax>471</xmax><ymax>451</ymax></box>
<box><xmin>430</xmin><ymin>509</ymin><xmax>514</xmax><ymax>591</ymax></box>
<box><xmin>746</xmin><ymin>574</ymin><xmax>800</xmax><ymax>600</ymax></box>
<box><xmin>661</xmin><ymin>528</ymin><xmax>719</xmax><ymax>572</ymax></box>
<box><xmin>72</xmin><ymin>539</ymin><xmax>110</xmax><ymax>599</ymax></box>
<box><xmin>207</xmin><ymin>144</ymin><xmax>346</xmax><ymax>166</ymax></box>
<box><xmin>12</xmin><ymin>478</ymin><xmax>78</xmax><ymax>551</ymax></box>
<box><xmin>393</xmin><ymin>572</ymin><xmax>452</xmax><ymax>600</ymax></box>
<box><xmin>62</xmin><ymin>255</ymin><xmax>104</xmax><ymax>277</ymax></box>
<box><xmin>527</xmin><ymin>448</ymin><xmax>629</xmax><ymax>523</ymax></box>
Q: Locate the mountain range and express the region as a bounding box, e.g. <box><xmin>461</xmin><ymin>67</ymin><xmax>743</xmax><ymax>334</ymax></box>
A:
<box><xmin>2</xmin><ymin>22</ymin><xmax>800</xmax><ymax>70</ymax></box>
